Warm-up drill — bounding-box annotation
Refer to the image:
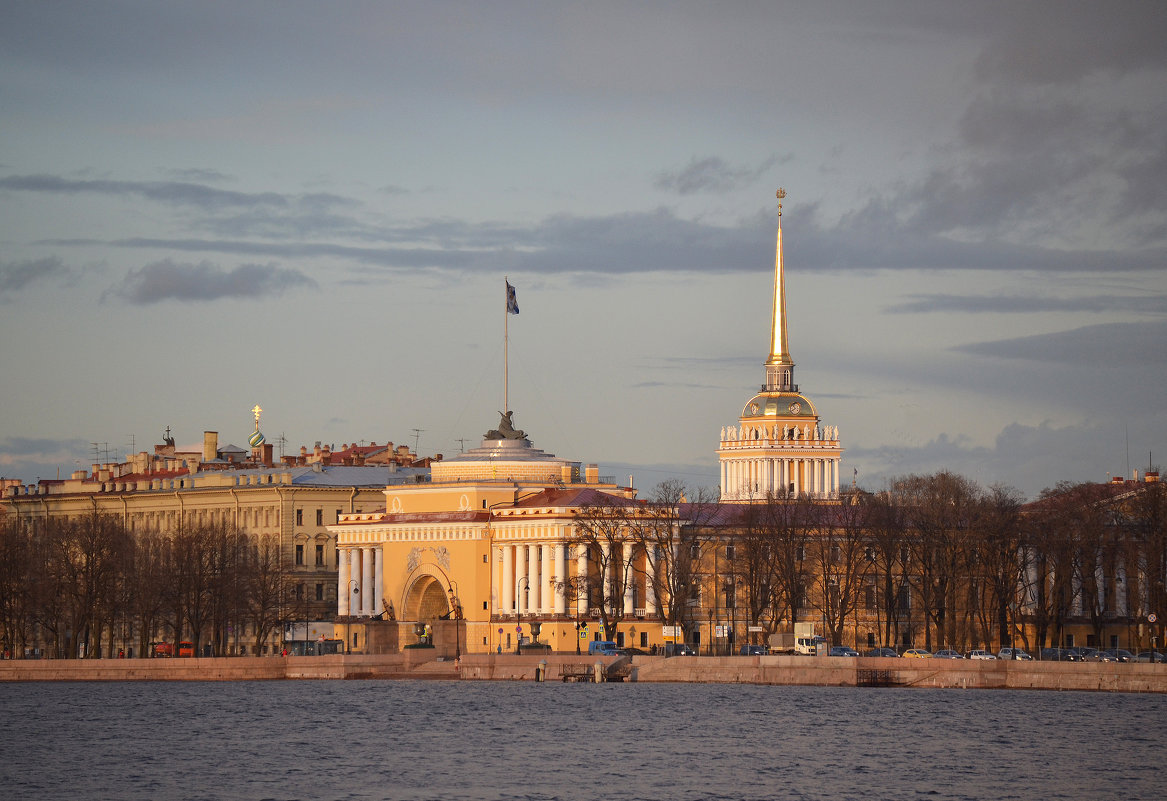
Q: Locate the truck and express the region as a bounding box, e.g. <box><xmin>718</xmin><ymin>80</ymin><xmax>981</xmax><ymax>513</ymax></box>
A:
<box><xmin>588</xmin><ymin>640</ymin><xmax>620</xmax><ymax>656</ymax></box>
<box><xmin>767</xmin><ymin>623</ymin><xmax>822</xmax><ymax>655</ymax></box>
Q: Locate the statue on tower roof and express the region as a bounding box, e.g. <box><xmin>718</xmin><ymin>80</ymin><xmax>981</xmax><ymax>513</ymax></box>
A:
<box><xmin>484</xmin><ymin>410</ymin><xmax>527</xmax><ymax>441</ymax></box>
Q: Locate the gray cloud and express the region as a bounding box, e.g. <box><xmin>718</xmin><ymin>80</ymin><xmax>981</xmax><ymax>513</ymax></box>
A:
<box><xmin>107</xmin><ymin>259</ymin><xmax>317</xmax><ymax>304</ymax></box>
<box><xmin>848</xmin><ymin>414</ymin><xmax>1165</xmax><ymax>499</ymax></box>
<box><xmin>32</xmin><ymin>196</ymin><xmax>1164</xmax><ymax>278</ymax></box>
<box><xmin>164</xmin><ymin>167</ymin><xmax>232</xmax><ymax>183</ymax></box>
<box><xmin>0</xmin><ymin>174</ymin><xmax>356</xmax><ymax>213</ymax></box>
<box><xmin>886</xmin><ymin>293</ymin><xmax>1167</xmax><ymax>315</ymax></box>
<box><xmin>973</xmin><ymin>3</ymin><xmax>1167</xmax><ymax>85</ymax></box>
<box><xmin>654</xmin><ymin>155</ymin><xmax>780</xmax><ymax>195</ymax></box>
<box><xmin>953</xmin><ymin>320</ymin><xmax>1167</xmax><ymax>366</ymax></box>
<box><xmin>0</xmin><ymin>255</ymin><xmax>71</xmax><ymax>296</ymax></box>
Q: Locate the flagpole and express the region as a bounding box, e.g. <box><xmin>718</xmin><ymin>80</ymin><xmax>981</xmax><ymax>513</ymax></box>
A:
<box><xmin>504</xmin><ymin>276</ymin><xmax>509</xmax><ymax>414</ymax></box>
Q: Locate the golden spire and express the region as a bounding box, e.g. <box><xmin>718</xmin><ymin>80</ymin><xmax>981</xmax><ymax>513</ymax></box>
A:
<box><xmin>766</xmin><ymin>189</ymin><xmax>793</xmax><ymax>377</ymax></box>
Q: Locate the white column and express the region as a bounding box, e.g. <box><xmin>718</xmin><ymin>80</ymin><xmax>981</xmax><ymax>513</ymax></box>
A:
<box><xmin>553</xmin><ymin>542</ymin><xmax>567</xmax><ymax>615</ymax></box>
<box><xmin>527</xmin><ymin>545</ymin><xmax>539</xmax><ymax>615</ymax></box>
<box><xmin>502</xmin><ymin>544</ymin><xmax>514</xmax><ymax>614</ymax></box>
<box><xmin>492</xmin><ymin>544</ymin><xmax>500</xmax><ymax>614</ymax></box>
<box><xmin>361</xmin><ymin>546</ymin><xmax>374</xmax><ymax>616</ymax></box>
<box><xmin>338</xmin><ymin>547</ymin><xmax>350</xmax><ymax>616</ymax></box>
<box><xmin>515</xmin><ymin>544</ymin><xmax>527</xmax><ymax>614</ymax></box>
<box><xmin>601</xmin><ymin>541</ymin><xmax>612</xmax><ymax>613</ymax></box>
<box><xmin>349</xmin><ymin>548</ymin><xmax>361</xmax><ymax>616</ymax></box>
<box><xmin>373</xmin><ymin>546</ymin><xmax>383</xmax><ymax>617</ymax></box>
<box><xmin>541</xmin><ymin>542</ymin><xmax>553</xmax><ymax>614</ymax></box>
<box><xmin>622</xmin><ymin>541</ymin><xmax>634</xmax><ymax>615</ymax></box>
<box><xmin>645</xmin><ymin>546</ymin><xmax>657</xmax><ymax>615</ymax></box>
<box><xmin>576</xmin><ymin>546</ymin><xmax>588</xmax><ymax>615</ymax></box>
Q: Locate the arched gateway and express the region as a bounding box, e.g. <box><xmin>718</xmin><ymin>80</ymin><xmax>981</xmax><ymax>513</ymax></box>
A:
<box><xmin>403</xmin><ymin>574</ymin><xmax>452</xmax><ymax>621</ymax></box>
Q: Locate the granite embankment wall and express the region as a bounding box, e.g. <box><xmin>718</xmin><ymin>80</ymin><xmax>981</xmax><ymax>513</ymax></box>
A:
<box><xmin>2</xmin><ymin>654</ymin><xmax>1165</xmax><ymax>693</ymax></box>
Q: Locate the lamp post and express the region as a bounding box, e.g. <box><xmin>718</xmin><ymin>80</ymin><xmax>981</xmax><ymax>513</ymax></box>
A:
<box><xmin>448</xmin><ymin>580</ymin><xmax>461</xmax><ymax>660</ymax></box>
<box><xmin>517</xmin><ymin>576</ymin><xmax>529</xmax><ymax>654</ymax></box>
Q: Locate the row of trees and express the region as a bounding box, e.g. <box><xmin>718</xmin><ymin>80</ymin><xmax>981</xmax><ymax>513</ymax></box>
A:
<box><xmin>0</xmin><ymin>516</ymin><xmax>291</xmax><ymax>658</ymax></box>
<box><xmin>568</xmin><ymin>473</ymin><xmax>1167</xmax><ymax>653</ymax></box>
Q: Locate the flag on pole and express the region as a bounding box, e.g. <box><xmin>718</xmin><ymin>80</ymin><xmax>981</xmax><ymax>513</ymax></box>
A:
<box><xmin>506</xmin><ymin>280</ymin><xmax>519</xmax><ymax>315</ymax></box>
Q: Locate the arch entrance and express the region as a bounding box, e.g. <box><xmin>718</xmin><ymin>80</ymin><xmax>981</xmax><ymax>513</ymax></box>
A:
<box><xmin>404</xmin><ymin>574</ymin><xmax>451</xmax><ymax>621</ymax></box>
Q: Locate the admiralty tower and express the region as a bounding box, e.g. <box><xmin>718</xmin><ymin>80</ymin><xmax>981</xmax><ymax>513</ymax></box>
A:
<box><xmin>718</xmin><ymin>189</ymin><xmax>843</xmax><ymax>500</ymax></box>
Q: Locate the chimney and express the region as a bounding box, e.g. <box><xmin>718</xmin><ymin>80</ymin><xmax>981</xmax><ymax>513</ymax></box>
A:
<box><xmin>203</xmin><ymin>431</ymin><xmax>219</xmax><ymax>461</ymax></box>
<box><xmin>263</xmin><ymin>443</ymin><xmax>274</xmax><ymax>467</ymax></box>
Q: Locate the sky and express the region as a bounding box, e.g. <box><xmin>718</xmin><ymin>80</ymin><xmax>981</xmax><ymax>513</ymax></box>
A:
<box><xmin>1</xmin><ymin>1</ymin><xmax>1165</xmax><ymax>500</ymax></box>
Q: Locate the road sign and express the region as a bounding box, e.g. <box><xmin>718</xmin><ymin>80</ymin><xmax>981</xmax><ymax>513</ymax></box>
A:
<box><xmin>1149</xmin><ymin>613</ymin><xmax>1159</xmax><ymax>624</ymax></box>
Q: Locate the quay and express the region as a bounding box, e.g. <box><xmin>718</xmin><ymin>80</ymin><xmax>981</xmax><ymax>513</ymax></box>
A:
<box><xmin>2</xmin><ymin>654</ymin><xmax>1165</xmax><ymax>693</ymax></box>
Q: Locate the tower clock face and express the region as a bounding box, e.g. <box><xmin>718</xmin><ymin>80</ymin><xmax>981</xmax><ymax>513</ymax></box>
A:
<box><xmin>750</xmin><ymin>402</ymin><xmax>760</xmax><ymax>414</ymax></box>
<box><xmin>788</xmin><ymin>401</ymin><xmax>801</xmax><ymax>414</ymax></box>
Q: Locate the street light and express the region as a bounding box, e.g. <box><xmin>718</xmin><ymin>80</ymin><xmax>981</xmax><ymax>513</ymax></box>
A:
<box><xmin>448</xmin><ymin>580</ymin><xmax>461</xmax><ymax>660</ymax></box>
<box><xmin>517</xmin><ymin>576</ymin><xmax>529</xmax><ymax>654</ymax></box>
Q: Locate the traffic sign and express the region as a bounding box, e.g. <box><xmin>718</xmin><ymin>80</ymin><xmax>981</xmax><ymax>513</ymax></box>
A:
<box><xmin>1149</xmin><ymin>613</ymin><xmax>1159</xmax><ymax>624</ymax></box>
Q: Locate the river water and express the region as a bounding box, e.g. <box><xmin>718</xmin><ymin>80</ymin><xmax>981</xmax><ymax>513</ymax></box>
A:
<box><xmin>1</xmin><ymin>680</ymin><xmax>1162</xmax><ymax>801</ymax></box>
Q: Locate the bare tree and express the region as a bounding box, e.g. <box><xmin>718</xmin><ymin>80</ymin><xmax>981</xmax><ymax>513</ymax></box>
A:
<box><xmin>807</xmin><ymin>497</ymin><xmax>872</xmax><ymax>647</ymax></box>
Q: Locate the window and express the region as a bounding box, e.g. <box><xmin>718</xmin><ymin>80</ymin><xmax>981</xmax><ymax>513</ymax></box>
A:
<box><xmin>725</xmin><ymin>544</ymin><xmax>735</xmax><ymax>561</ymax></box>
<box><xmin>295</xmin><ymin>508</ymin><xmax>303</xmax><ymax>526</ymax></box>
<box><xmin>295</xmin><ymin>544</ymin><xmax>304</xmax><ymax>566</ymax></box>
<box><xmin>335</xmin><ymin>509</ymin><xmax>342</xmax><ymax>523</ymax></box>
<box><xmin>315</xmin><ymin>583</ymin><xmax>324</xmax><ymax>601</ymax></box>
<box><xmin>864</xmin><ymin>584</ymin><xmax>876</xmax><ymax>611</ymax></box>
<box><xmin>315</xmin><ymin>544</ymin><xmax>324</xmax><ymax>567</ymax></box>
<box><xmin>315</xmin><ymin>508</ymin><xmax>323</xmax><ymax>526</ymax></box>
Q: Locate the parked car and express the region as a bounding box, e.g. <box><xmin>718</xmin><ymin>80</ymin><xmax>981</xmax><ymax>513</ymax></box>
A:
<box><xmin>932</xmin><ymin>649</ymin><xmax>963</xmax><ymax>659</ymax></box>
<box><xmin>902</xmin><ymin>649</ymin><xmax>932</xmax><ymax>658</ymax></box>
<box><xmin>1040</xmin><ymin>647</ymin><xmax>1080</xmax><ymax>662</ymax></box>
<box><xmin>967</xmin><ymin>650</ymin><xmax>996</xmax><ymax>660</ymax></box>
<box><xmin>1100</xmin><ymin>649</ymin><xmax>1136</xmax><ymax>662</ymax></box>
<box><xmin>151</xmin><ymin>641</ymin><xmax>173</xmax><ymax>658</ymax></box>
<box><xmin>1135</xmin><ymin>651</ymin><xmax>1166</xmax><ymax>662</ymax></box>
<box><xmin>828</xmin><ymin>646</ymin><xmax>859</xmax><ymax>657</ymax></box>
<box><xmin>738</xmin><ymin>644</ymin><xmax>768</xmax><ymax>656</ymax></box>
<box><xmin>997</xmin><ymin>648</ymin><xmax>1033</xmax><ymax>660</ymax></box>
<box><xmin>663</xmin><ymin>643</ymin><xmax>695</xmax><ymax>657</ymax></box>
<box><xmin>1075</xmin><ymin>647</ymin><xmax>1114</xmax><ymax>662</ymax></box>
<box><xmin>862</xmin><ymin>647</ymin><xmax>899</xmax><ymax>658</ymax></box>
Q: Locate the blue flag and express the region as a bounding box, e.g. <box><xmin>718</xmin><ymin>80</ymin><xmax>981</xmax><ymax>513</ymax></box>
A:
<box><xmin>506</xmin><ymin>280</ymin><xmax>519</xmax><ymax>315</ymax></box>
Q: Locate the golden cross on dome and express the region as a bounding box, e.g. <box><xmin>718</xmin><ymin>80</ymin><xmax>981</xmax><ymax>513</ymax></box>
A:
<box><xmin>251</xmin><ymin>405</ymin><xmax>262</xmax><ymax>426</ymax></box>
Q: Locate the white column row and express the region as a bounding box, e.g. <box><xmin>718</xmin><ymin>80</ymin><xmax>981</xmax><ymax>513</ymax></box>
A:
<box><xmin>337</xmin><ymin>546</ymin><xmax>383</xmax><ymax>618</ymax></box>
<box><xmin>722</xmin><ymin>456</ymin><xmax>842</xmax><ymax>499</ymax></box>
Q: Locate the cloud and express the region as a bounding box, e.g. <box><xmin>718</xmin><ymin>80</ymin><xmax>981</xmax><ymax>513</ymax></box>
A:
<box><xmin>107</xmin><ymin>259</ymin><xmax>317</xmax><ymax>304</ymax></box>
<box><xmin>0</xmin><ymin>174</ymin><xmax>300</xmax><ymax>211</ymax></box>
<box><xmin>885</xmin><ymin>293</ymin><xmax>1167</xmax><ymax>315</ymax></box>
<box><xmin>0</xmin><ymin>436</ymin><xmax>91</xmax><ymax>482</ymax></box>
<box><xmin>848</xmin><ymin>414</ymin><xmax>1165</xmax><ymax>499</ymax></box>
<box><xmin>654</xmin><ymin>155</ymin><xmax>780</xmax><ymax>195</ymax></box>
<box><xmin>954</xmin><ymin>321</ymin><xmax>1167</xmax><ymax>366</ymax></box>
<box><xmin>0</xmin><ymin>256</ymin><xmax>71</xmax><ymax>296</ymax></box>
<box><xmin>973</xmin><ymin>3</ymin><xmax>1167</xmax><ymax>85</ymax></box>
<box><xmin>164</xmin><ymin>167</ymin><xmax>232</xmax><ymax>183</ymax></box>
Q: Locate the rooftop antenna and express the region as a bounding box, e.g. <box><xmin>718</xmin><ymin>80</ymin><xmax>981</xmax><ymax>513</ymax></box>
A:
<box><xmin>275</xmin><ymin>432</ymin><xmax>288</xmax><ymax>461</ymax></box>
<box><xmin>1125</xmin><ymin>422</ymin><xmax>1130</xmax><ymax>480</ymax></box>
<box><xmin>456</xmin><ymin>438</ymin><xmax>468</xmax><ymax>454</ymax></box>
<box><xmin>411</xmin><ymin>428</ymin><xmax>424</xmax><ymax>455</ymax></box>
